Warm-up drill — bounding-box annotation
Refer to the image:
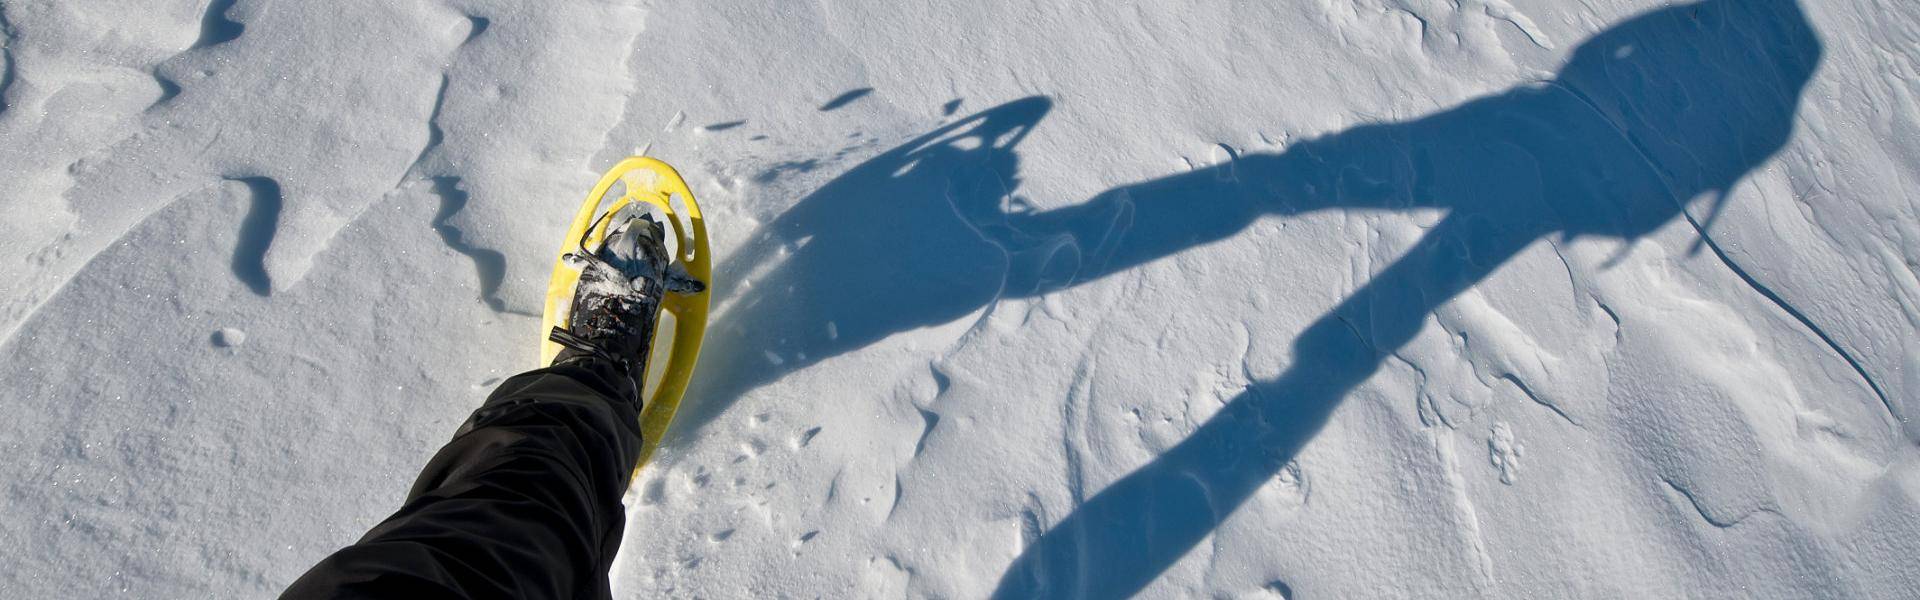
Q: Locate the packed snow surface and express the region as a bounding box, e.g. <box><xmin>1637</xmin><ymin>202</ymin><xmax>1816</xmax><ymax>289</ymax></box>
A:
<box><xmin>3</xmin><ymin>0</ymin><xmax>1919</xmax><ymax>597</ymax></box>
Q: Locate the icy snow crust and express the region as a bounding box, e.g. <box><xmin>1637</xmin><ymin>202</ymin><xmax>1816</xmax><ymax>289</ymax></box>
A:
<box><xmin>2</xmin><ymin>0</ymin><xmax>1917</xmax><ymax>597</ymax></box>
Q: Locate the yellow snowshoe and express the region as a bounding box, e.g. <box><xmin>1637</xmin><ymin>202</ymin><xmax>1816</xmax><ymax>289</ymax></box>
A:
<box><xmin>541</xmin><ymin>157</ymin><xmax>712</xmax><ymax>470</ymax></box>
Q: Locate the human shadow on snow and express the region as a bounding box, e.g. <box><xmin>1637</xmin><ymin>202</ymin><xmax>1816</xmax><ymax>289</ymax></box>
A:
<box><xmin>989</xmin><ymin>1</ymin><xmax>1823</xmax><ymax>596</ymax></box>
<box><xmin>683</xmin><ymin>0</ymin><xmax>1823</xmax><ymax>596</ymax></box>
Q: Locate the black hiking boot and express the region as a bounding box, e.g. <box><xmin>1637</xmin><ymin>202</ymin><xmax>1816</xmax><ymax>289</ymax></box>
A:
<box><xmin>549</xmin><ymin>203</ymin><xmax>706</xmax><ymax>388</ymax></box>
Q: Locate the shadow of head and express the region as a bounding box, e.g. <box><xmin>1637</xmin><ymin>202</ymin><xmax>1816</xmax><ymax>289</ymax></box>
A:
<box><xmin>676</xmin><ymin>97</ymin><xmax>1053</xmax><ymax>435</ymax></box>
<box><xmin>719</xmin><ymin>96</ymin><xmax>1053</xmax><ymax>288</ymax></box>
<box><xmin>1546</xmin><ymin>0</ymin><xmax>1822</xmax><ymax>240</ymax></box>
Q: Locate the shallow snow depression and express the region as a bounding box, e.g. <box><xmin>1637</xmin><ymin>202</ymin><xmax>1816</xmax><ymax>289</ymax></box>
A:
<box><xmin>2</xmin><ymin>0</ymin><xmax>1917</xmax><ymax>597</ymax></box>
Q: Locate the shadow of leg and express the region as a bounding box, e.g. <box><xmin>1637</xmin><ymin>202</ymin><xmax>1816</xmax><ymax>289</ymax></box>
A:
<box><xmin>992</xmin><ymin>215</ymin><xmax>1528</xmax><ymax>599</ymax></box>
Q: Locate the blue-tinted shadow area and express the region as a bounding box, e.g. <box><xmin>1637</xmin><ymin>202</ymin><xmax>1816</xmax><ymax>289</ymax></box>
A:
<box><xmin>990</xmin><ymin>0</ymin><xmax>1823</xmax><ymax>597</ymax></box>
<box><xmin>231</xmin><ymin>176</ymin><xmax>283</xmax><ymax>297</ymax></box>
<box><xmin>677</xmin><ymin>1</ymin><xmax>1821</xmax><ymax>596</ymax></box>
<box><xmin>676</xmin><ymin>96</ymin><xmax>1055</xmax><ymax>437</ymax></box>
<box><xmin>0</xmin><ymin>10</ymin><xmax>17</xmax><ymax>115</ymax></box>
<box><xmin>429</xmin><ymin>177</ymin><xmax>509</xmax><ymax>312</ymax></box>
<box><xmin>194</xmin><ymin>0</ymin><xmax>244</xmax><ymax>50</ymax></box>
<box><xmin>819</xmin><ymin>87</ymin><xmax>875</xmax><ymax>112</ymax></box>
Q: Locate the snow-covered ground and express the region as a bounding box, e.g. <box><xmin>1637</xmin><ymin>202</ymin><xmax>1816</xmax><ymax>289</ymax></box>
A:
<box><xmin>3</xmin><ymin>0</ymin><xmax>1918</xmax><ymax>597</ymax></box>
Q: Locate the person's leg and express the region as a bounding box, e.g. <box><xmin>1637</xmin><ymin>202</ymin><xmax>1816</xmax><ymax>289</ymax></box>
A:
<box><xmin>282</xmin><ymin>357</ymin><xmax>643</xmax><ymax>600</ymax></box>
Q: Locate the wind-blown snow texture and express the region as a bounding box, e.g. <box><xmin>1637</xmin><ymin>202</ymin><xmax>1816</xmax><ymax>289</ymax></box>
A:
<box><xmin>2</xmin><ymin>0</ymin><xmax>1917</xmax><ymax>597</ymax></box>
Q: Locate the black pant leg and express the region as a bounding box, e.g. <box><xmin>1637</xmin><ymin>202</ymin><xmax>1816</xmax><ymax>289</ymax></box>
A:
<box><xmin>283</xmin><ymin>359</ymin><xmax>643</xmax><ymax>600</ymax></box>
